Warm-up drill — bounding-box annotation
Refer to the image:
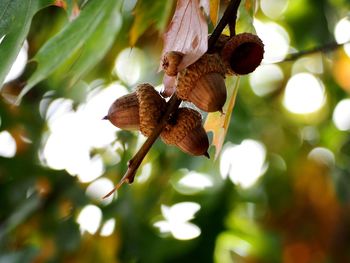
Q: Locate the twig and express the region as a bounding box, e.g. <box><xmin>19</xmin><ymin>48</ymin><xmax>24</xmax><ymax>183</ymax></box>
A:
<box><xmin>103</xmin><ymin>0</ymin><xmax>243</xmax><ymax>198</ymax></box>
<box><xmin>278</xmin><ymin>41</ymin><xmax>349</xmax><ymax>63</ymax></box>
<box><xmin>208</xmin><ymin>0</ymin><xmax>241</xmax><ymax>51</ymax></box>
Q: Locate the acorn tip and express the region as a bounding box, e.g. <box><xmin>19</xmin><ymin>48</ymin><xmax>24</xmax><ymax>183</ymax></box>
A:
<box><xmin>102</xmin><ymin>115</ymin><xmax>109</xmax><ymax>120</ymax></box>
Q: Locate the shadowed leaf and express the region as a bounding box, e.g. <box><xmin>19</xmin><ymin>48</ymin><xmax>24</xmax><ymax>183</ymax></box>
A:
<box><xmin>17</xmin><ymin>0</ymin><xmax>119</xmax><ymax>102</ymax></box>
<box><xmin>130</xmin><ymin>0</ymin><xmax>173</xmax><ymax>46</ymax></box>
<box><xmin>204</xmin><ymin>76</ymin><xmax>240</xmax><ymax>159</ymax></box>
<box><xmin>236</xmin><ymin>0</ymin><xmax>256</xmax><ymax>33</ymax></box>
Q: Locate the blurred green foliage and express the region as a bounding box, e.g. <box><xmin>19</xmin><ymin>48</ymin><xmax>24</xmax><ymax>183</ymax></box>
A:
<box><xmin>1</xmin><ymin>0</ymin><xmax>350</xmax><ymax>263</ymax></box>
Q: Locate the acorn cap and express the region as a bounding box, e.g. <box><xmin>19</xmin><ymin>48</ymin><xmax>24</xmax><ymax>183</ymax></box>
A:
<box><xmin>104</xmin><ymin>84</ymin><xmax>166</xmax><ymax>137</ymax></box>
<box><xmin>136</xmin><ymin>83</ymin><xmax>166</xmax><ymax>137</ymax></box>
<box><xmin>221</xmin><ymin>33</ymin><xmax>264</xmax><ymax>75</ymax></box>
<box><xmin>162</xmin><ymin>51</ymin><xmax>184</xmax><ymax>76</ymax></box>
<box><xmin>209</xmin><ymin>34</ymin><xmax>230</xmax><ymax>54</ymax></box>
<box><xmin>161</xmin><ymin>107</ymin><xmax>209</xmax><ymax>157</ymax></box>
<box><xmin>176</xmin><ymin>53</ymin><xmax>227</xmax><ymax>112</ymax></box>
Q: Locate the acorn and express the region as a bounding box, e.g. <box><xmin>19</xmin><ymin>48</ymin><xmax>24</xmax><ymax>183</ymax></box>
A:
<box><xmin>161</xmin><ymin>107</ymin><xmax>209</xmax><ymax>157</ymax></box>
<box><xmin>104</xmin><ymin>83</ymin><xmax>166</xmax><ymax>137</ymax></box>
<box><xmin>176</xmin><ymin>53</ymin><xmax>227</xmax><ymax>112</ymax></box>
<box><xmin>162</xmin><ymin>51</ymin><xmax>184</xmax><ymax>76</ymax></box>
<box><xmin>221</xmin><ymin>32</ymin><xmax>264</xmax><ymax>75</ymax></box>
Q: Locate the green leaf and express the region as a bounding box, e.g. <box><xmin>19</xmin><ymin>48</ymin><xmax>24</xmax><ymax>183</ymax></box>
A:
<box><xmin>65</xmin><ymin>1</ymin><xmax>122</xmax><ymax>85</ymax></box>
<box><xmin>204</xmin><ymin>76</ymin><xmax>240</xmax><ymax>159</ymax></box>
<box><xmin>18</xmin><ymin>0</ymin><xmax>119</xmax><ymax>102</ymax></box>
<box><xmin>130</xmin><ymin>0</ymin><xmax>174</xmax><ymax>45</ymax></box>
<box><xmin>0</xmin><ymin>0</ymin><xmax>54</xmax><ymax>87</ymax></box>
<box><xmin>236</xmin><ymin>0</ymin><xmax>256</xmax><ymax>33</ymax></box>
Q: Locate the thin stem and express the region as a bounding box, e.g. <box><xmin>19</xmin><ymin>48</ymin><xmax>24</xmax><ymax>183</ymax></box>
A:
<box><xmin>278</xmin><ymin>41</ymin><xmax>349</xmax><ymax>63</ymax></box>
<box><xmin>208</xmin><ymin>0</ymin><xmax>241</xmax><ymax>52</ymax></box>
<box><xmin>103</xmin><ymin>0</ymin><xmax>243</xmax><ymax>198</ymax></box>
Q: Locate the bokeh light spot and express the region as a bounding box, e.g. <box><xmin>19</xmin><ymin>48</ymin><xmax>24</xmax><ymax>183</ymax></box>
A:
<box><xmin>220</xmin><ymin>140</ymin><xmax>266</xmax><ymax>188</ymax></box>
<box><xmin>4</xmin><ymin>41</ymin><xmax>28</xmax><ymax>83</ymax></box>
<box><xmin>249</xmin><ymin>64</ymin><xmax>284</xmax><ymax>96</ymax></box>
<box><xmin>77</xmin><ymin>205</ymin><xmax>102</xmax><ymax>235</ymax></box>
<box><xmin>292</xmin><ymin>54</ymin><xmax>323</xmax><ymax>75</ymax></box>
<box><xmin>114</xmin><ymin>47</ymin><xmax>144</xmax><ymax>85</ymax></box>
<box><xmin>41</xmin><ymin>83</ymin><xmax>128</xmax><ymax>182</ymax></box>
<box><xmin>100</xmin><ymin>219</ymin><xmax>116</xmax><ymax>237</ymax></box>
<box><xmin>333</xmin><ymin>99</ymin><xmax>350</xmax><ymax>131</ymax></box>
<box><xmin>136</xmin><ymin>162</ymin><xmax>152</xmax><ymax>183</ymax></box>
<box><xmin>0</xmin><ymin>131</ymin><xmax>17</xmax><ymax>158</ymax></box>
<box><xmin>154</xmin><ymin>202</ymin><xmax>201</xmax><ymax>240</ymax></box>
<box><xmin>308</xmin><ymin>147</ymin><xmax>335</xmax><ymax>167</ymax></box>
<box><xmin>86</xmin><ymin>178</ymin><xmax>115</xmax><ymax>205</ymax></box>
<box><xmin>260</xmin><ymin>0</ymin><xmax>288</xmax><ymax>19</ymax></box>
<box><xmin>283</xmin><ymin>73</ymin><xmax>326</xmax><ymax>114</ymax></box>
<box><xmin>254</xmin><ymin>20</ymin><xmax>290</xmax><ymax>63</ymax></box>
<box><xmin>334</xmin><ymin>17</ymin><xmax>350</xmax><ymax>56</ymax></box>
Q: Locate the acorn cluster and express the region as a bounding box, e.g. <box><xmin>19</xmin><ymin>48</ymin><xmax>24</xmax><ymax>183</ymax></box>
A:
<box><xmin>104</xmin><ymin>33</ymin><xmax>264</xmax><ymax>157</ymax></box>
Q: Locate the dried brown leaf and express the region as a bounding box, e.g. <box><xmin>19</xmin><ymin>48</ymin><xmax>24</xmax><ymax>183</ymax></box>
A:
<box><xmin>161</xmin><ymin>0</ymin><xmax>208</xmax><ymax>71</ymax></box>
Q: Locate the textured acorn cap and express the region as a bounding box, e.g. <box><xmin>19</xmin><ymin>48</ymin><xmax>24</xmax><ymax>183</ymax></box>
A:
<box><xmin>221</xmin><ymin>33</ymin><xmax>264</xmax><ymax>75</ymax></box>
<box><xmin>162</xmin><ymin>51</ymin><xmax>184</xmax><ymax>76</ymax></box>
<box><xmin>136</xmin><ymin>83</ymin><xmax>166</xmax><ymax>137</ymax></box>
<box><xmin>161</xmin><ymin>108</ymin><xmax>209</xmax><ymax>157</ymax></box>
<box><xmin>104</xmin><ymin>84</ymin><xmax>165</xmax><ymax>136</ymax></box>
<box><xmin>209</xmin><ymin>34</ymin><xmax>230</xmax><ymax>54</ymax></box>
<box><xmin>176</xmin><ymin>53</ymin><xmax>227</xmax><ymax>112</ymax></box>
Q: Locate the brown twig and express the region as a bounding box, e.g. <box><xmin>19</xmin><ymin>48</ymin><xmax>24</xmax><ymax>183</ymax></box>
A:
<box><xmin>103</xmin><ymin>0</ymin><xmax>243</xmax><ymax>199</ymax></box>
<box><xmin>208</xmin><ymin>0</ymin><xmax>241</xmax><ymax>51</ymax></box>
<box><xmin>277</xmin><ymin>40</ymin><xmax>350</xmax><ymax>63</ymax></box>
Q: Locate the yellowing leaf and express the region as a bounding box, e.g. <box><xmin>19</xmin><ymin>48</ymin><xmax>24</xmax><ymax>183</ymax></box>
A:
<box><xmin>209</xmin><ymin>0</ymin><xmax>220</xmax><ymax>25</ymax></box>
<box><xmin>204</xmin><ymin>76</ymin><xmax>240</xmax><ymax>159</ymax></box>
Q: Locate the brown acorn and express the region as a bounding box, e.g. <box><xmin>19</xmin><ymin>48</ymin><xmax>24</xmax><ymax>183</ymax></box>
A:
<box><xmin>221</xmin><ymin>32</ymin><xmax>264</xmax><ymax>75</ymax></box>
<box><xmin>104</xmin><ymin>83</ymin><xmax>166</xmax><ymax>137</ymax></box>
<box><xmin>162</xmin><ymin>51</ymin><xmax>184</xmax><ymax>76</ymax></box>
<box><xmin>161</xmin><ymin>107</ymin><xmax>209</xmax><ymax>157</ymax></box>
<box><xmin>176</xmin><ymin>53</ymin><xmax>227</xmax><ymax>112</ymax></box>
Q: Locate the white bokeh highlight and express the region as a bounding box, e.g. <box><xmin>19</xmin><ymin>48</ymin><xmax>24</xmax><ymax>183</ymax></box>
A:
<box><xmin>177</xmin><ymin>171</ymin><xmax>213</xmax><ymax>190</ymax></box>
<box><xmin>86</xmin><ymin>177</ymin><xmax>115</xmax><ymax>205</ymax></box>
<box><xmin>254</xmin><ymin>20</ymin><xmax>290</xmax><ymax>63</ymax></box>
<box><xmin>333</xmin><ymin>99</ymin><xmax>350</xmax><ymax>131</ymax></box>
<box><xmin>114</xmin><ymin>47</ymin><xmax>144</xmax><ymax>85</ymax></box>
<box><xmin>4</xmin><ymin>41</ymin><xmax>28</xmax><ymax>83</ymax></box>
<box><xmin>260</xmin><ymin>0</ymin><xmax>288</xmax><ymax>19</ymax></box>
<box><xmin>77</xmin><ymin>205</ymin><xmax>102</xmax><ymax>235</ymax></box>
<box><xmin>0</xmin><ymin>131</ymin><xmax>16</xmax><ymax>158</ymax></box>
<box><xmin>308</xmin><ymin>147</ymin><xmax>335</xmax><ymax>167</ymax></box>
<box><xmin>154</xmin><ymin>202</ymin><xmax>201</xmax><ymax>240</ymax></box>
<box><xmin>220</xmin><ymin>140</ymin><xmax>267</xmax><ymax>188</ymax></box>
<box><xmin>100</xmin><ymin>219</ymin><xmax>116</xmax><ymax>237</ymax></box>
<box><xmin>41</xmin><ymin>83</ymin><xmax>128</xmax><ymax>183</ymax></box>
<box><xmin>283</xmin><ymin>73</ymin><xmax>326</xmax><ymax>114</ymax></box>
<box><xmin>249</xmin><ymin>64</ymin><xmax>284</xmax><ymax>96</ymax></box>
<box><xmin>334</xmin><ymin>17</ymin><xmax>350</xmax><ymax>56</ymax></box>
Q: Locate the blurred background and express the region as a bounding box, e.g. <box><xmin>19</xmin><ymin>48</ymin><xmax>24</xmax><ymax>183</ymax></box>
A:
<box><xmin>1</xmin><ymin>0</ymin><xmax>350</xmax><ymax>262</ymax></box>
